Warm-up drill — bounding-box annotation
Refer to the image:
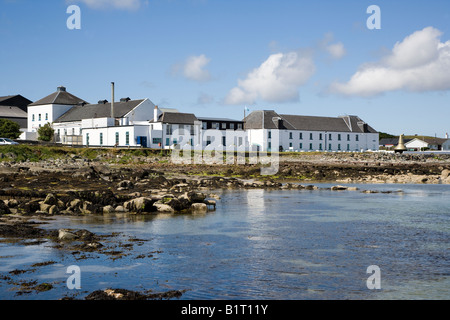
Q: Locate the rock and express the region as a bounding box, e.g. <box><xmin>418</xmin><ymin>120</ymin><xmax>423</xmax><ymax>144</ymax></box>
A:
<box><xmin>0</xmin><ymin>201</ymin><xmax>11</xmax><ymax>215</ymax></box>
<box><xmin>441</xmin><ymin>169</ymin><xmax>450</xmax><ymax>179</ymax></box>
<box><xmin>58</xmin><ymin>229</ymin><xmax>78</xmax><ymax>241</ymax></box>
<box><xmin>347</xmin><ymin>187</ymin><xmax>359</xmax><ymax>191</ymax></box>
<box><xmin>43</xmin><ymin>193</ymin><xmax>58</xmax><ymax>206</ymax></box>
<box><xmin>115</xmin><ymin>205</ymin><xmax>126</xmax><ymax>212</ymax></box>
<box><xmin>153</xmin><ymin>202</ymin><xmax>175</xmax><ymax>213</ymax></box>
<box><xmin>191</xmin><ymin>203</ymin><xmax>207</xmax><ymax>212</ymax></box>
<box><xmin>5</xmin><ymin>199</ymin><xmax>18</xmax><ymax>208</ymax></box>
<box><xmin>49</xmin><ymin>205</ymin><xmax>59</xmax><ymax>215</ymax></box>
<box><xmin>39</xmin><ymin>202</ymin><xmax>52</xmax><ymax>213</ymax></box>
<box><xmin>331</xmin><ymin>185</ymin><xmax>348</xmax><ymax>191</ymax></box>
<box><xmin>117</xmin><ymin>180</ymin><xmax>134</xmax><ymax>190</ymax></box>
<box><xmin>123</xmin><ymin>197</ymin><xmax>155</xmax><ymax>213</ymax></box>
<box><xmin>103</xmin><ymin>205</ymin><xmax>115</xmax><ymax>214</ymax></box>
<box><xmin>185</xmin><ymin>191</ymin><xmax>206</xmax><ymax>203</ymax></box>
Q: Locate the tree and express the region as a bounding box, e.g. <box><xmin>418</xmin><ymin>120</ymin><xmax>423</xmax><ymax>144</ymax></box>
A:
<box><xmin>0</xmin><ymin>119</ymin><xmax>21</xmax><ymax>139</ymax></box>
<box><xmin>38</xmin><ymin>123</ymin><xmax>54</xmax><ymax>142</ymax></box>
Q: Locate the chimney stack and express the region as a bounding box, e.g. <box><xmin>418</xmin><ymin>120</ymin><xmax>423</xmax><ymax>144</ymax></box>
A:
<box><xmin>111</xmin><ymin>82</ymin><xmax>115</xmax><ymax>119</ymax></box>
<box><xmin>154</xmin><ymin>105</ymin><xmax>159</xmax><ymax>122</ymax></box>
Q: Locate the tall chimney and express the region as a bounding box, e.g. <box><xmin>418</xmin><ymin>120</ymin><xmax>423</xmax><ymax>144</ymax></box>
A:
<box><xmin>111</xmin><ymin>82</ymin><xmax>115</xmax><ymax>119</ymax></box>
<box><xmin>154</xmin><ymin>105</ymin><xmax>158</xmax><ymax>122</ymax></box>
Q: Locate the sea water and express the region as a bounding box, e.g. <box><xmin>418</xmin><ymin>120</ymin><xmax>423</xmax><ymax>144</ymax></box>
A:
<box><xmin>0</xmin><ymin>183</ymin><xmax>448</xmax><ymax>300</ymax></box>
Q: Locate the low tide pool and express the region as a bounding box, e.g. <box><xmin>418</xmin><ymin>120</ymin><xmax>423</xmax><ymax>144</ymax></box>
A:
<box><xmin>0</xmin><ymin>183</ymin><xmax>449</xmax><ymax>300</ymax></box>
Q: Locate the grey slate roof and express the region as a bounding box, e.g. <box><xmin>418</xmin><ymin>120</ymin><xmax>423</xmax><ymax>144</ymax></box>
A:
<box><xmin>151</xmin><ymin>112</ymin><xmax>198</xmax><ymax>125</ymax></box>
<box><xmin>0</xmin><ymin>95</ymin><xmax>33</xmax><ymax>112</ymax></box>
<box><xmin>0</xmin><ymin>106</ymin><xmax>27</xmax><ymax>118</ymax></box>
<box><xmin>55</xmin><ymin>99</ymin><xmax>145</xmax><ymax>122</ymax></box>
<box><xmin>244</xmin><ymin>110</ymin><xmax>378</xmax><ymax>133</ymax></box>
<box><xmin>29</xmin><ymin>87</ymin><xmax>88</xmax><ymax>106</ymax></box>
<box><xmin>198</xmin><ymin>117</ymin><xmax>244</xmax><ymax>123</ymax></box>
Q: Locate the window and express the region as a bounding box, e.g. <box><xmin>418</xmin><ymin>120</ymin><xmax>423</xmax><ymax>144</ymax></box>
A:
<box><xmin>126</xmin><ymin>132</ymin><xmax>130</xmax><ymax>146</ymax></box>
<box><xmin>72</xmin><ymin>128</ymin><xmax>75</xmax><ymax>135</ymax></box>
<box><xmin>230</xmin><ymin>123</ymin><xmax>235</xmax><ymax>130</ymax></box>
<box><xmin>319</xmin><ymin>143</ymin><xmax>322</xmax><ymax>150</ymax></box>
<box><xmin>319</xmin><ymin>133</ymin><xmax>323</xmax><ymax>140</ymax></box>
<box><xmin>221</xmin><ymin>123</ymin><xmax>227</xmax><ymax>129</ymax></box>
<box><xmin>238</xmin><ymin>137</ymin><xmax>243</xmax><ymax>146</ymax></box>
<box><xmin>86</xmin><ymin>133</ymin><xmax>89</xmax><ymax>146</ymax></box>
<box><xmin>299</xmin><ymin>143</ymin><xmax>303</xmax><ymax>149</ymax></box>
<box><xmin>329</xmin><ymin>133</ymin><xmax>332</xmax><ymax>140</ymax></box>
<box><xmin>115</xmin><ymin>132</ymin><xmax>119</xmax><ymax>145</ymax></box>
<box><xmin>289</xmin><ymin>132</ymin><xmax>293</xmax><ymax>139</ymax></box>
<box><xmin>309</xmin><ymin>133</ymin><xmax>313</xmax><ymax>140</ymax></box>
<box><xmin>206</xmin><ymin>136</ymin><xmax>211</xmax><ymax>145</ymax></box>
<box><xmin>212</xmin><ymin>122</ymin><xmax>219</xmax><ymax>129</ymax></box>
<box><xmin>268</xmin><ymin>130</ymin><xmax>271</xmax><ymax>139</ymax></box>
<box><xmin>338</xmin><ymin>144</ymin><xmax>341</xmax><ymax>151</ymax></box>
<box><xmin>237</xmin><ymin>123</ymin><xmax>243</xmax><ymax>130</ymax></box>
<box><xmin>39</xmin><ymin>114</ymin><xmax>41</xmax><ymax>121</ymax></box>
<box><xmin>338</xmin><ymin>134</ymin><xmax>341</xmax><ymax>141</ymax></box>
<box><xmin>309</xmin><ymin>143</ymin><xmax>313</xmax><ymax>150</ymax></box>
<box><xmin>202</xmin><ymin>122</ymin><xmax>207</xmax><ymax>130</ymax></box>
<box><xmin>45</xmin><ymin>113</ymin><xmax>48</xmax><ymax>121</ymax></box>
<box><xmin>347</xmin><ymin>134</ymin><xmax>350</xmax><ymax>141</ymax></box>
<box><xmin>173</xmin><ymin>138</ymin><xmax>177</xmax><ymax>145</ymax></box>
<box><xmin>190</xmin><ymin>125</ymin><xmax>194</xmax><ymax>135</ymax></box>
<box><xmin>289</xmin><ymin>142</ymin><xmax>293</xmax><ymax>148</ymax></box>
<box><xmin>32</xmin><ymin>114</ymin><xmax>35</xmax><ymax>122</ymax></box>
<box><xmin>347</xmin><ymin>144</ymin><xmax>350</xmax><ymax>151</ymax></box>
<box><xmin>166</xmin><ymin>138</ymin><xmax>170</xmax><ymax>146</ymax></box>
<box><xmin>152</xmin><ymin>138</ymin><xmax>162</xmax><ymax>144</ymax></box>
<box><xmin>329</xmin><ymin>144</ymin><xmax>332</xmax><ymax>151</ymax></box>
<box><xmin>299</xmin><ymin>132</ymin><xmax>303</xmax><ymax>140</ymax></box>
<box><xmin>356</xmin><ymin>135</ymin><xmax>359</xmax><ymax>141</ymax></box>
<box><xmin>166</xmin><ymin>125</ymin><xmax>172</xmax><ymax>135</ymax></box>
<box><xmin>100</xmin><ymin>133</ymin><xmax>103</xmax><ymax>145</ymax></box>
<box><xmin>268</xmin><ymin>142</ymin><xmax>271</xmax><ymax>151</ymax></box>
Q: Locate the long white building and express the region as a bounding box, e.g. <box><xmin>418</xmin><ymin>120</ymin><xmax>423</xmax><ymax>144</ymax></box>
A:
<box><xmin>23</xmin><ymin>86</ymin><xmax>379</xmax><ymax>153</ymax></box>
<box><xmin>244</xmin><ymin>110</ymin><xmax>379</xmax><ymax>152</ymax></box>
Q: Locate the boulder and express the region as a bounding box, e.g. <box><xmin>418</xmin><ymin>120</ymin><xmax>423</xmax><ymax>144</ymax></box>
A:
<box><xmin>123</xmin><ymin>197</ymin><xmax>155</xmax><ymax>213</ymax></box>
<box><xmin>103</xmin><ymin>205</ymin><xmax>115</xmax><ymax>214</ymax></box>
<box><xmin>0</xmin><ymin>201</ymin><xmax>11</xmax><ymax>215</ymax></box>
<box><xmin>441</xmin><ymin>169</ymin><xmax>450</xmax><ymax>180</ymax></box>
<box><xmin>58</xmin><ymin>229</ymin><xmax>78</xmax><ymax>241</ymax></box>
<box><xmin>43</xmin><ymin>193</ymin><xmax>58</xmax><ymax>206</ymax></box>
<box><xmin>153</xmin><ymin>202</ymin><xmax>175</xmax><ymax>213</ymax></box>
<box><xmin>331</xmin><ymin>185</ymin><xmax>348</xmax><ymax>191</ymax></box>
<box><xmin>191</xmin><ymin>203</ymin><xmax>207</xmax><ymax>212</ymax></box>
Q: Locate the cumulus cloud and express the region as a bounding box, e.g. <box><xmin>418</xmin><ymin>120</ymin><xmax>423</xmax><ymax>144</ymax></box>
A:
<box><xmin>329</xmin><ymin>27</ymin><xmax>450</xmax><ymax>97</ymax></box>
<box><xmin>172</xmin><ymin>54</ymin><xmax>212</xmax><ymax>82</ymax></box>
<box><xmin>68</xmin><ymin>0</ymin><xmax>142</xmax><ymax>10</ymax></box>
<box><xmin>224</xmin><ymin>50</ymin><xmax>315</xmax><ymax>105</ymax></box>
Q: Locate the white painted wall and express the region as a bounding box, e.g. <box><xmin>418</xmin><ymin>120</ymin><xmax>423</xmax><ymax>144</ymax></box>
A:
<box><xmin>27</xmin><ymin>104</ymin><xmax>74</xmax><ymax>133</ymax></box>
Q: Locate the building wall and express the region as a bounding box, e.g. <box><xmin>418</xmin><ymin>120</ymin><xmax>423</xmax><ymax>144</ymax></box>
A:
<box><xmin>27</xmin><ymin>104</ymin><xmax>74</xmax><ymax>133</ymax></box>
<box><xmin>442</xmin><ymin>140</ymin><xmax>450</xmax><ymax>150</ymax></box>
<box><xmin>125</xmin><ymin>99</ymin><xmax>156</xmax><ymax>124</ymax></box>
<box><xmin>249</xmin><ymin>129</ymin><xmax>379</xmax><ymax>152</ymax></box>
<box><xmin>405</xmin><ymin>139</ymin><xmax>429</xmax><ymax>151</ymax></box>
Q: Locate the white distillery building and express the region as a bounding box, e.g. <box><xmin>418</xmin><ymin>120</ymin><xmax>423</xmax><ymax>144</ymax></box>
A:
<box><xmin>243</xmin><ymin>110</ymin><xmax>379</xmax><ymax>152</ymax></box>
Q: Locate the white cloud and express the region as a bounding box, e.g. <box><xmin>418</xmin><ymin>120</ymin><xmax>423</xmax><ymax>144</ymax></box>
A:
<box><xmin>183</xmin><ymin>54</ymin><xmax>211</xmax><ymax>82</ymax></box>
<box><xmin>224</xmin><ymin>50</ymin><xmax>315</xmax><ymax>105</ymax></box>
<box><xmin>172</xmin><ymin>54</ymin><xmax>211</xmax><ymax>82</ymax></box>
<box><xmin>326</xmin><ymin>42</ymin><xmax>346</xmax><ymax>59</ymax></box>
<box><xmin>329</xmin><ymin>27</ymin><xmax>450</xmax><ymax>97</ymax></box>
<box><xmin>68</xmin><ymin>0</ymin><xmax>142</xmax><ymax>10</ymax></box>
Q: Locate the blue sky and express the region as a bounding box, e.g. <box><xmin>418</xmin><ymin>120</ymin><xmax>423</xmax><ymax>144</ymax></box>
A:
<box><xmin>1</xmin><ymin>0</ymin><xmax>449</xmax><ymax>136</ymax></box>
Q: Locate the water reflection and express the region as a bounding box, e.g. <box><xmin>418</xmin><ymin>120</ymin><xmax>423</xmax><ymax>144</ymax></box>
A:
<box><xmin>0</xmin><ymin>184</ymin><xmax>449</xmax><ymax>300</ymax></box>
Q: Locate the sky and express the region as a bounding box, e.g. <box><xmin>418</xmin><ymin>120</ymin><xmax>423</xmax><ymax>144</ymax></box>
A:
<box><xmin>1</xmin><ymin>0</ymin><xmax>449</xmax><ymax>136</ymax></box>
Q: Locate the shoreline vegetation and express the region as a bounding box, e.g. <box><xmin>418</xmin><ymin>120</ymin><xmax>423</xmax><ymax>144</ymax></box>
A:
<box><xmin>1</xmin><ymin>144</ymin><xmax>449</xmax><ymax>300</ymax></box>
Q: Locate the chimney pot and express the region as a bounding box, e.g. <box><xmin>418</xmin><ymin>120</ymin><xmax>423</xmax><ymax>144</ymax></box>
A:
<box><xmin>57</xmin><ymin>86</ymin><xmax>66</xmax><ymax>92</ymax></box>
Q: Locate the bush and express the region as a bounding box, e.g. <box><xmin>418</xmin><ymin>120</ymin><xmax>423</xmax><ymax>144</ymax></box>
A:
<box><xmin>38</xmin><ymin>123</ymin><xmax>54</xmax><ymax>142</ymax></box>
<box><xmin>0</xmin><ymin>119</ymin><xmax>21</xmax><ymax>139</ymax></box>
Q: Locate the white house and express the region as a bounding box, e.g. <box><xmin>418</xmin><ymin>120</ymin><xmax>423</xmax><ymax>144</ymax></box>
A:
<box><xmin>405</xmin><ymin>137</ymin><xmax>449</xmax><ymax>151</ymax></box>
<box><xmin>55</xmin><ymin>97</ymin><xmax>157</xmax><ymax>147</ymax></box>
<box><xmin>243</xmin><ymin>110</ymin><xmax>379</xmax><ymax>152</ymax></box>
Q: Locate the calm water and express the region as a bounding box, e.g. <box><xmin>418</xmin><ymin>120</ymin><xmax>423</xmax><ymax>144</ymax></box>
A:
<box><xmin>0</xmin><ymin>183</ymin><xmax>449</xmax><ymax>300</ymax></box>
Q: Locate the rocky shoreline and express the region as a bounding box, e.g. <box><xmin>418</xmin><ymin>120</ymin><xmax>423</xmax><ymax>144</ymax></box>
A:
<box><xmin>1</xmin><ymin>148</ymin><xmax>449</xmax><ymax>299</ymax></box>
